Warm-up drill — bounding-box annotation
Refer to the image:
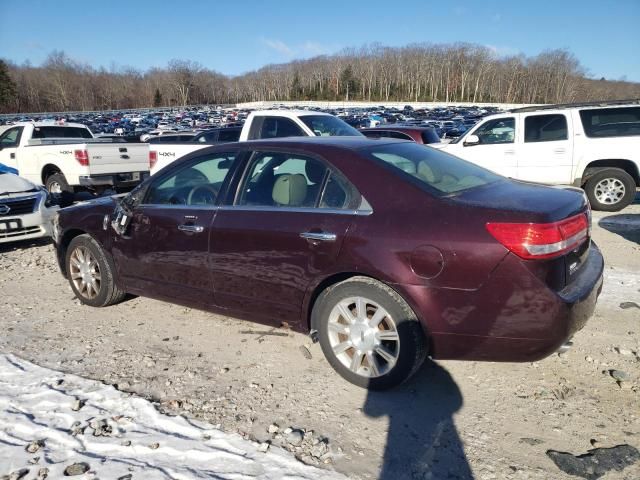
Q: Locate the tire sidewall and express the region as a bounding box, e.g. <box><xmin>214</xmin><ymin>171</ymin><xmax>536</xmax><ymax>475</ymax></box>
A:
<box><xmin>66</xmin><ymin>235</ymin><xmax>112</xmax><ymax>307</ymax></box>
<box><xmin>585</xmin><ymin>169</ymin><xmax>636</xmax><ymax>212</ymax></box>
<box><xmin>46</xmin><ymin>173</ymin><xmax>72</xmax><ymax>194</ymax></box>
<box><xmin>314</xmin><ymin>278</ymin><xmax>426</xmax><ymax>390</ymax></box>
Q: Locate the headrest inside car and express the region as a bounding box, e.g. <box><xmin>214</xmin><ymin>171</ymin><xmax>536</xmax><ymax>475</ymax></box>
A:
<box><xmin>272</xmin><ymin>174</ymin><xmax>308</xmax><ymax>206</ymax></box>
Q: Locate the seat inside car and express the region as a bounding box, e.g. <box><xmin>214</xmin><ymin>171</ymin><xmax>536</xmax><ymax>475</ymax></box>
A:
<box><xmin>272</xmin><ymin>174</ymin><xmax>308</xmax><ymax>207</ymax></box>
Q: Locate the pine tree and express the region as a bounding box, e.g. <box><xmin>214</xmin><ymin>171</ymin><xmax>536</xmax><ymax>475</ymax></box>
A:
<box><xmin>153</xmin><ymin>88</ymin><xmax>162</xmax><ymax>107</ymax></box>
<box><xmin>0</xmin><ymin>60</ymin><xmax>17</xmax><ymax>112</ymax></box>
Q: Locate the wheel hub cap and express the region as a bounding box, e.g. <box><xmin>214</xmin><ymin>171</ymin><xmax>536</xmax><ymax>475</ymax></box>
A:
<box><xmin>69</xmin><ymin>246</ymin><xmax>101</xmax><ymax>300</ymax></box>
<box><xmin>327</xmin><ymin>296</ymin><xmax>400</xmax><ymax>378</ymax></box>
<box><xmin>595</xmin><ymin>178</ymin><xmax>625</xmax><ymax>204</ymax></box>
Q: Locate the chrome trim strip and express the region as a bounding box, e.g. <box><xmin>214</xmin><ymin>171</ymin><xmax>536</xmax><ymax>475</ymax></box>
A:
<box><xmin>178</xmin><ymin>224</ymin><xmax>204</xmax><ymax>233</ymax></box>
<box><xmin>217</xmin><ymin>205</ymin><xmax>373</xmax><ymax>216</ymax></box>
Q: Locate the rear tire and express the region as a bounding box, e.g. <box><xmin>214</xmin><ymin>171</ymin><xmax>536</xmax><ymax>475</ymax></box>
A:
<box><xmin>45</xmin><ymin>173</ymin><xmax>73</xmax><ymax>195</ymax></box>
<box><xmin>584</xmin><ymin>168</ymin><xmax>636</xmax><ymax>212</ymax></box>
<box><xmin>66</xmin><ymin>234</ymin><xmax>126</xmax><ymax>307</ymax></box>
<box><xmin>313</xmin><ymin>276</ymin><xmax>427</xmax><ymax>390</ymax></box>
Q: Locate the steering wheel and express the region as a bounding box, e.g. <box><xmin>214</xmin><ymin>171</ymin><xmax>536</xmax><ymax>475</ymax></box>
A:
<box><xmin>187</xmin><ymin>184</ymin><xmax>219</xmax><ymax>205</ymax></box>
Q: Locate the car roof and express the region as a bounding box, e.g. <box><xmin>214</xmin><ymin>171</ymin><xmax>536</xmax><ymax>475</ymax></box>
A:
<box><xmin>362</xmin><ymin>126</ymin><xmax>435</xmax><ymax>132</ymax></box>
<box><xmin>218</xmin><ymin>136</ymin><xmax>405</xmax><ymax>151</ymax></box>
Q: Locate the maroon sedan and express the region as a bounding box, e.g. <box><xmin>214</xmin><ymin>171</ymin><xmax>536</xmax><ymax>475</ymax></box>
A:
<box><xmin>360</xmin><ymin>125</ymin><xmax>442</xmax><ymax>144</ymax></box>
<box><xmin>53</xmin><ymin>137</ymin><xmax>603</xmax><ymax>390</ymax></box>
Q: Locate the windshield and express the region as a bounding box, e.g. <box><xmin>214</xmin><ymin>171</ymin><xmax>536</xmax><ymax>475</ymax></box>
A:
<box><xmin>300</xmin><ymin>115</ymin><xmax>363</xmax><ymax>137</ymax></box>
<box><xmin>363</xmin><ymin>142</ymin><xmax>502</xmax><ymax>195</ymax></box>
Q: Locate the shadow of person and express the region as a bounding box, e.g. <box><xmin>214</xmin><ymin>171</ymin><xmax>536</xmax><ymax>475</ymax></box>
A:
<box><xmin>363</xmin><ymin>360</ymin><xmax>473</xmax><ymax>479</ymax></box>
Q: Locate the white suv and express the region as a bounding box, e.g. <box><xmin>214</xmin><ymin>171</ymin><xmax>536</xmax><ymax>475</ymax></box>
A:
<box><xmin>441</xmin><ymin>101</ymin><xmax>640</xmax><ymax>211</ymax></box>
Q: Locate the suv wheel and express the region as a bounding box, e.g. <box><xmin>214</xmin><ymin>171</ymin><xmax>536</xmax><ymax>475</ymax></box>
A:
<box><xmin>66</xmin><ymin>234</ymin><xmax>126</xmax><ymax>307</ymax></box>
<box><xmin>584</xmin><ymin>168</ymin><xmax>636</xmax><ymax>212</ymax></box>
<box><xmin>313</xmin><ymin>277</ymin><xmax>427</xmax><ymax>390</ymax></box>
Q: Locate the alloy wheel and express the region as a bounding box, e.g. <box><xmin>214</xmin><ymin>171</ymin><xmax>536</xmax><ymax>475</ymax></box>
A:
<box><xmin>594</xmin><ymin>178</ymin><xmax>625</xmax><ymax>205</ymax></box>
<box><xmin>327</xmin><ymin>296</ymin><xmax>400</xmax><ymax>378</ymax></box>
<box><xmin>69</xmin><ymin>246</ymin><xmax>102</xmax><ymax>300</ymax></box>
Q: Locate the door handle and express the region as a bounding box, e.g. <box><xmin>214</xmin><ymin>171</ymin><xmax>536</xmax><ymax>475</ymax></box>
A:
<box><xmin>504</xmin><ymin>150</ymin><xmax>515</xmax><ymax>155</ymax></box>
<box><xmin>300</xmin><ymin>232</ymin><xmax>337</xmax><ymax>242</ymax></box>
<box><xmin>553</xmin><ymin>148</ymin><xmax>566</xmax><ymax>154</ymax></box>
<box><xmin>178</xmin><ymin>224</ymin><xmax>204</xmax><ymax>233</ymax></box>
<box><xmin>10</xmin><ymin>153</ymin><xmax>15</xmax><ymax>159</ymax></box>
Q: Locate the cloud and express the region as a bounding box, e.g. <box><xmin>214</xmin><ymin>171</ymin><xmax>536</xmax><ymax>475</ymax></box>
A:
<box><xmin>262</xmin><ymin>39</ymin><xmax>293</xmax><ymax>56</ymax></box>
<box><xmin>485</xmin><ymin>44</ymin><xmax>521</xmax><ymax>57</ymax></box>
<box><xmin>260</xmin><ymin>38</ymin><xmax>336</xmax><ymax>58</ymax></box>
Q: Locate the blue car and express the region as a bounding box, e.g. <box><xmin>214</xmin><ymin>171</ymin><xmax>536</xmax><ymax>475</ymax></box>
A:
<box><xmin>0</xmin><ymin>163</ymin><xmax>18</xmax><ymax>175</ymax></box>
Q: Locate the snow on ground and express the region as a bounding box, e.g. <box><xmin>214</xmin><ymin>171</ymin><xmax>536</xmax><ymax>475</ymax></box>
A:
<box><xmin>0</xmin><ymin>354</ymin><xmax>345</xmax><ymax>480</ymax></box>
<box><xmin>600</xmin><ymin>268</ymin><xmax>640</xmax><ymax>309</ymax></box>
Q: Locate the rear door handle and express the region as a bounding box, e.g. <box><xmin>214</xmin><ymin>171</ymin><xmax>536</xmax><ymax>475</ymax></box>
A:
<box><xmin>300</xmin><ymin>232</ymin><xmax>337</xmax><ymax>242</ymax></box>
<box><xmin>10</xmin><ymin>153</ymin><xmax>15</xmax><ymax>159</ymax></box>
<box><xmin>178</xmin><ymin>224</ymin><xmax>204</xmax><ymax>233</ymax></box>
<box><xmin>504</xmin><ymin>150</ymin><xmax>515</xmax><ymax>155</ymax></box>
<box><xmin>553</xmin><ymin>148</ymin><xmax>566</xmax><ymax>154</ymax></box>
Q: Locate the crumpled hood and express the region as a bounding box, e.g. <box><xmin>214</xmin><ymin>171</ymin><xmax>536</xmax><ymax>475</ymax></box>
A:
<box><xmin>0</xmin><ymin>173</ymin><xmax>39</xmax><ymax>195</ymax></box>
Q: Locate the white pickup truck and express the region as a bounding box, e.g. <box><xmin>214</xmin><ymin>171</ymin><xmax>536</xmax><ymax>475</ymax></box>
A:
<box><xmin>440</xmin><ymin>101</ymin><xmax>640</xmax><ymax>211</ymax></box>
<box><xmin>0</xmin><ymin>122</ymin><xmax>149</xmax><ymax>194</ymax></box>
<box><xmin>149</xmin><ymin>110</ymin><xmax>362</xmax><ymax>174</ymax></box>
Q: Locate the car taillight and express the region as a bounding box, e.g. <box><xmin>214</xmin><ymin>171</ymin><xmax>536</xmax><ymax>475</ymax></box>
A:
<box><xmin>149</xmin><ymin>150</ymin><xmax>157</xmax><ymax>169</ymax></box>
<box><xmin>74</xmin><ymin>149</ymin><xmax>89</xmax><ymax>166</ymax></box>
<box><xmin>486</xmin><ymin>213</ymin><xmax>589</xmax><ymax>260</ymax></box>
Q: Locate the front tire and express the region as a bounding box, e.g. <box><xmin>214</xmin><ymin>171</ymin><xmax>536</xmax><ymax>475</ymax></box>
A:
<box><xmin>584</xmin><ymin>168</ymin><xmax>636</xmax><ymax>212</ymax></box>
<box><xmin>66</xmin><ymin>234</ymin><xmax>126</xmax><ymax>307</ymax></box>
<box><xmin>313</xmin><ymin>277</ymin><xmax>427</xmax><ymax>390</ymax></box>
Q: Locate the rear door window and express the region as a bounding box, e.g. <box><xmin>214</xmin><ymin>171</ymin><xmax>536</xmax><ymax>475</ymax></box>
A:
<box><xmin>32</xmin><ymin>126</ymin><xmax>93</xmax><ymax>139</ymax></box>
<box><xmin>524</xmin><ymin>114</ymin><xmax>568</xmax><ymax>142</ymax></box>
<box><xmin>579</xmin><ymin>107</ymin><xmax>640</xmax><ymax>138</ymax></box>
<box><xmin>248</xmin><ymin>116</ymin><xmax>306</xmax><ymax>140</ymax></box>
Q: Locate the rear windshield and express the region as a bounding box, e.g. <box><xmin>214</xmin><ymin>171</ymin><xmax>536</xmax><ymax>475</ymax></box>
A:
<box><xmin>579</xmin><ymin>107</ymin><xmax>640</xmax><ymax>138</ymax></box>
<box><xmin>364</xmin><ymin>142</ymin><xmax>501</xmax><ymax>195</ymax></box>
<box><xmin>32</xmin><ymin>126</ymin><xmax>93</xmax><ymax>139</ymax></box>
<box><xmin>300</xmin><ymin>115</ymin><xmax>363</xmax><ymax>137</ymax></box>
<box><xmin>421</xmin><ymin>128</ymin><xmax>441</xmax><ymax>144</ymax></box>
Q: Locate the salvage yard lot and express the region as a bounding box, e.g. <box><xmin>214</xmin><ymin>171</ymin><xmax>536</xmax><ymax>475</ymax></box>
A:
<box><xmin>1</xmin><ymin>199</ymin><xmax>639</xmax><ymax>479</ymax></box>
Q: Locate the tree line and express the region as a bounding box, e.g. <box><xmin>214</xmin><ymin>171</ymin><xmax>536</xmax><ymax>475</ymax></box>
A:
<box><xmin>1</xmin><ymin>43</ymin><xmax>639</xmax><ymax>113</ymax></box>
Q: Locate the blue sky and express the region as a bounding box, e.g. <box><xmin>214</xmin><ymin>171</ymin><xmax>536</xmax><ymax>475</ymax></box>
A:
<box><xmin>1</xmin><ymin>0</ymin><xmax>639</xmax><ymax>81</ymax></box>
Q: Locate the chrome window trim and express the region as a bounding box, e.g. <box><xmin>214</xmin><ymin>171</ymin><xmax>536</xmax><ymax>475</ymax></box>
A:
<box><xmin>138</xmin><ymin>203</ymin><xmax>220</xmax><ymax>210</ymax></box>
<box><xmin>217</xmin><ymin>205</ymin><xmax>373</xmax><ymax>216</ymax></box>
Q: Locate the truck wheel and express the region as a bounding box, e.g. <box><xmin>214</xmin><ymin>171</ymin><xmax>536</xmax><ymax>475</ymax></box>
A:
<box><xmin>584</xmin><ymin>168</ymin><xmax>636</xmax><ymax>212</ymax></box>
<box><xmin>313</xmin><ymin>276</ymin><xmax>427</xmax><ymax>390</ymax></box>
<box><xmin>46</xmin><ymin>173</ymin><xmax>73</xmax><ymax>195</ymax></box>
<box><xmin>66</xmin><ymin>234</ymin><xmax>126</xmax><ymax>307</ymax></box>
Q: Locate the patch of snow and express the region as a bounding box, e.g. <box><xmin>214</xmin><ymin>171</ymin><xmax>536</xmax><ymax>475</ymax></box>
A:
<box><xmin>0</xmin><ymin>354</ymin><xmax>345</xmax><ymax>480</ymax></box>
<box><xmin>599</xmin><ymin>268</ymin><xmax>640</xmax><ymax>308</ymax></box>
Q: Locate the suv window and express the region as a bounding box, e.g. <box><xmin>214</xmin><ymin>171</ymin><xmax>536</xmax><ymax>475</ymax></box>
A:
<box><xmin>197</xmin><ymin>131</ymin><xmax>218</xmax><ymax>143</ymax></box>
<box><xmin>473</xmin><ymin>118</ymin><xmax>515</xmax><ymax>144</ymax></box>
<box><xmin>32</xmin><ymin>126</ymin><xmax>93</xmax><ymax>139</ymax></box>
<box><xmin>145</xmin><ymin>153</ymin><xmax>235</xmax><ymax>206</ymax></box>
<box><xmin>0</xmin><ymin>127</ymin><xmax>23</xmax><ymax>147</ymax></box>
<box><xmin>579</xmin><ymin>107</ymin><xmax>640</xmax><ymax>138</ymax></box>
<box><xmin>524</xmin><ymin>114</ymin><xmax>568</xmax><ymax>142</ymax></box>
<box><xmin>299</xmin><ymin>115</ymin><xmax>362</xmax><ymax>136</ymax></box>
<box><xmin>248</xmin><ymin>116</ymin><xmax>306</xmax><ymax>140</ymax></box>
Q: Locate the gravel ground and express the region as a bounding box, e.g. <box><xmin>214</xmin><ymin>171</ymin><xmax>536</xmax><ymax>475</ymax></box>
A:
<box><xmin>1</xmin><ymin>201</ymin><xmax>639</xmax><ymax>480</ymax></box>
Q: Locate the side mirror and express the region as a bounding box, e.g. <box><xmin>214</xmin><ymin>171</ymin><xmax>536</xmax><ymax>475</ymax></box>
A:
<box><xmin>463</xmin><ymin>134</ymin><xmax>480</xmax><ymax>146</ymax></box>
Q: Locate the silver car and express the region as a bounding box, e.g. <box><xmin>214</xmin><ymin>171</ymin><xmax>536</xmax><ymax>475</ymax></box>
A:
<box><xmin>0</xmin><ymin>172</ymin><xmax>58</xmax><ymax>244</ymax></box>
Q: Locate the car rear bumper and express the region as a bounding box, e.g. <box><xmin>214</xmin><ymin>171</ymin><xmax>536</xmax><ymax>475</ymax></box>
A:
<box><xmin>397</xmin><ymin>243</ymin><xmax>604</xmax><ymax>362</ymax></box>
<box><xmin>79</xmin><ymin>171</ymin><xmax>149</xmax><ymax>188</ymax></box>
